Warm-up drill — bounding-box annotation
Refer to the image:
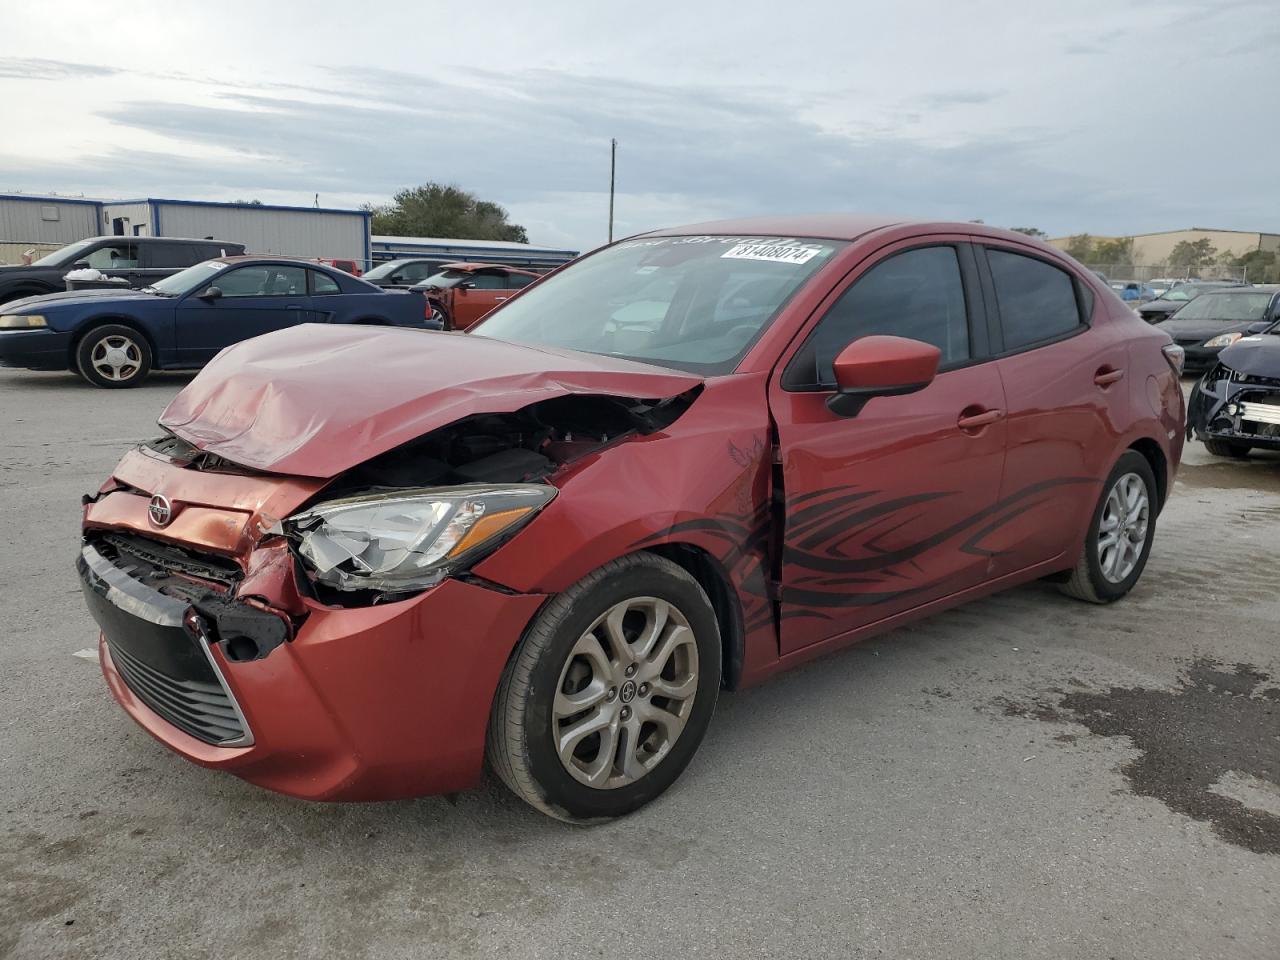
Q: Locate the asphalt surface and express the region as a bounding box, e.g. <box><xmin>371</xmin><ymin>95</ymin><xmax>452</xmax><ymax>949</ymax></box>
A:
<box><xmin>1</xmin><ymin>368</ymin><xmax>1277</xmax><ymax>959</ymax></box>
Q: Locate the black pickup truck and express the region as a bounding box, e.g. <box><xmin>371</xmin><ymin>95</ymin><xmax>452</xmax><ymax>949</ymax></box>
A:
<box><xmin>0</xmin><ymin>236</ymin><xmax>245</xmax><ymax>305</ymax></box>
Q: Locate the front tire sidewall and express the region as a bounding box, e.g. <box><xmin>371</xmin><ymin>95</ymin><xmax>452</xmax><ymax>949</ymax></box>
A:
<box><xmin>1080</xmin><ymin>452</ymin><xmax>1158</xmax><ymax>602</ymax></box>
<box><xmin>75</xmin><ymin>324</ymin><xmax>152</xmax><ymax>388</ymax></box>
<box><xmin>505</xmin><ymin>558</ymin><xmax>720</xmax><ymax>822</ymax></box>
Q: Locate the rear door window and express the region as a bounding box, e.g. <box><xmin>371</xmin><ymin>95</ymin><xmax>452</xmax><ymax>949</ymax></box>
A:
<box><xmin>310</xmin><ymin>270</ymin><xmax>341</xmax><ymax>295</ymax></box>
<box><xmin>985</xmin><ymin>249</ymin><xmax>1085</xmax><ymax>351</ymax></box>
<box><xmin>146</xmin><ymin>243</ymin><xmax>202</xmax><ymax>268</ymax></box>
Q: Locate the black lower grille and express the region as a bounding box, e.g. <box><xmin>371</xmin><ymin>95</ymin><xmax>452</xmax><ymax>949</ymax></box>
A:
<box><xmin>108</xmin><ymin>640</ymin><xmax>247</xmax><ymax>745</ymax></box>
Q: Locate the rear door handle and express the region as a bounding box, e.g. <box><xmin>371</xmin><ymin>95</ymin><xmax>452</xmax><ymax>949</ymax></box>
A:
<box><xmin>957</xmin><ymin>408</ymin><xmax>1003</xmax><ymax>430</ymax></box>
<box><xmin>1094</xmin><ymin>367</ymin><xmax>1125</xmax><ymax>386</ymax></box>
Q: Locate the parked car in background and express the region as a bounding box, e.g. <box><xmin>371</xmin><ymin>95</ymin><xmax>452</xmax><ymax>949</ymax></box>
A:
<box><xmin>0</xmin><ymin>236</ymin><xmax>246</xmax><ymax>306</ymax></box>
<box><xmin>1188</xmin><ymin>324</ymin><xmax>1280</xmax><ymax>458</ymax></box>
<box><xmin>1137</xmin><ymin>280</ymin><xmax>1241</xmax><ymax>323</ymax></box>
<box><xmin>362</xmin><ymin>258</ymin><xmax>447</xmax><ymax>289</ymax></box>
<box><xmin>0</xmin><ymin>257</ymin><xmax>436</xmax><ymax>387</ymax></box>
<box><xmin>1155</xmin><ymin>287</ymin><xmax>1280</xmax><ymax>371</ymax></box>
<box><xmin>1111</xmin><ymin>281</ymin><xmax>1157</xmax><ymax>302</ymax></box>
<box><xmin>316</xmin><ymin>258</ymin><xmax>362</xmax><ymax>277</ymax></box>
<box><xmin>76</xmin><ymin>216</ymin><xmax>1183</xmax><ymax>821</ymax></box>
<box><xmin>410</xmin><ymin>261</ymin><xmax>542</xmax><ymax>328</ymax></box>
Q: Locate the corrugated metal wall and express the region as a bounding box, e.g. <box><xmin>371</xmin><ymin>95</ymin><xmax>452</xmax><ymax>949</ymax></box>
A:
<box><xmin>0</xmin><ymin>197</ymin><xmax>101</xmax><ymax>246</ymax></box>
<box><xmin>154</xmin><ymin>203</ymin><xmax>367</xmax><ymax>260</ymax></box>
<box><xmin>100</xmin><ymin>202</ymin><xmax>154</xmax><ymax>237</ymax></box>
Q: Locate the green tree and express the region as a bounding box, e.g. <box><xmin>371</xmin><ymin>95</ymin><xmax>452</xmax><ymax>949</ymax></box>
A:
<box><xmin>1236</xmin><ymin>248</ymin><xmax>1279</xmax><ymax>283</ymax></box>
<box><xmin>1010</xmin><ymin>227</ymin><xmax>1047</xmax><ymax>239</ymax></box>
<box><xmin>366</xmin><ymin>183</ymin><xmax>528</xmax><ymax>242</ymax></box>
<box><xmin>1092</xmin><ymin>237</ymin><xmax>1134</xmax><ymax>265</ymax></box>
<box><xmin>1064</xmin><ymin>234</ymin><xmax>1094</xmax><ymax>261</ymax></box>
<box><xmin>1167</xmin><ymin>238</ymin><xmax>1217</xmax><ymax>270</ymax></box>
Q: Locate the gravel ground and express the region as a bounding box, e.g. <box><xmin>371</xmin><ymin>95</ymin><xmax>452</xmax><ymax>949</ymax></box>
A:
<box><xmin>1</xmin><ymin>368</ymin><xmax>1277</xmax><ymax>960</ymax></box>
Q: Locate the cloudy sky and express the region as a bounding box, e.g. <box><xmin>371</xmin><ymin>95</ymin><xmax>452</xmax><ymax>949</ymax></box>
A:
<box><xmin>1</xmin><ymin>0</ymin><xmax>1275</xmax><ymax>251</ymax></box>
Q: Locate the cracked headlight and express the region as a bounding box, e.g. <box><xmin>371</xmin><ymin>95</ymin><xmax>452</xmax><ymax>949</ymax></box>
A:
<box><xmin>1204</xmin><ymin>332</ymin><xmax>1243</xmax><ymax>348</ymax></box>
<box><xmin>285</xmin><ymin>484</ymin><xmax>555</xmax><ymax>593</ymax></box>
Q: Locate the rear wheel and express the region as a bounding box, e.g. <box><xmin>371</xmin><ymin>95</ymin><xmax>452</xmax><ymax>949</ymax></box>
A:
<box><xmin>1059</xmin><ymin>451</ymin><xmax>1157</xmax><ymax>604</ymax></box>
<box><xmin>75</xmin><ymin>324</ymin><xmax>152</xmax><ymax>388</ymax></box>
<box><xmin>487</xmin><ymin>553</ymin><xmax>720</xmax><ymax>822</ymax></box>
<box><xmin>1203</xmin><ymin>438</ymin><xmax>1251</xmax><ymax>459</ymax></box>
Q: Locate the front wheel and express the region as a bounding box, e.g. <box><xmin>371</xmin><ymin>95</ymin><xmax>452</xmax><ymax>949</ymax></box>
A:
<box><xmin>75</xmin><ymin>324</ymin><xmax>152</xmax><ymax>388</ymax></box>
<box><xmin>1059</xmin><ymin>451</ymin><xmax>1157</xmax><ymax>604</ymax></box>
<box><xmin>487</xmin><ymin>552</ymin><xmax>721</xmax><ymax>822</ymax></box>
<box><xmin>1203</xmin><ymin>438</ymin><xmax>1250</xmax><ymax>459</ymax></box>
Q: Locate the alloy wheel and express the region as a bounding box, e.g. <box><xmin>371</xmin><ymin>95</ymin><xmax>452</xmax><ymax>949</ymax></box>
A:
<box><xmin>90</xmin><ymin>334</ymin><xmax>143</xmax><ymax>383</ymax></box>
<box><xmin>1097</xmin><ymin>472</ymin><xmax>1150</xmax><ymax>583</ymax></box>
<box><xmin>552</xmin><ymin>596</ymin><xmax>699</xmax><ymax>789</ymax></box>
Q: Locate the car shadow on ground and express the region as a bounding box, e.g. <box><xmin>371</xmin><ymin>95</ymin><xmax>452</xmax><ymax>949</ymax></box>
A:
<box><xmin>0</xmin><ymin>370</ymin><xmax>197</xmax><ymax>391</ymax></box>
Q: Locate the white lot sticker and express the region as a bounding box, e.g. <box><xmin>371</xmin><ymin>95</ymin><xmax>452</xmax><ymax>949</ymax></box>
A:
<box><xmin>207</xmin><ymin>261</ymin><xmax>227</xmax><ymax>270</ymax></box>
<box><xmin>722</xmin><ymin>242</ymin><xmax>821</xmax><ymax>265</ymax></box>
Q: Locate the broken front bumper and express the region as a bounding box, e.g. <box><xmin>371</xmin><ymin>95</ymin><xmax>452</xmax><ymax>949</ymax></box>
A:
<box><xmin>80</xmin><ymin>539</ymin><xmax>548</xmax><ymax>801</ymax></box>
<box><xmin>1187</xmin><ymin>369</ymin><xmax>1280</xmax><ymax>450</ymax></box>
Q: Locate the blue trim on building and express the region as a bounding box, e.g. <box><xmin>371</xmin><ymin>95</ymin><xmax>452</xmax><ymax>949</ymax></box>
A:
<box><xmin>117</xmin><ymin>197</ymin><xmax>368</xmax><ymax>217</ymax></box>
<box><xmin>362</xmin><ymin>211</ymin><xmax>372</xmax><ymax>267</ymax></box>
<box><xmin>149</xmin><ymin>201</ymin><xmax>161</xmax><ymax>237</ymax></box>
<box><xmin>0</xmin><ymin>193</ymin><xmax>104</xmax><ymax>208</ymax></box>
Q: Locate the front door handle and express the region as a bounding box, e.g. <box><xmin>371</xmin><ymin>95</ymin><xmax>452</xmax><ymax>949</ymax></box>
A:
<box><xmin>957</xmin><ymin>407</ymin><xmax>1003</xmax><ymax>431</ymax></box>
<box><xmin>1094</xmin><ymin>366</ymin><xmax>1125</xmax><ymax>387</ymax></box>
<box><xmin>494</xmin><ymin>297</ymin><xmax>508</xmax><ymax>301</ymax></box>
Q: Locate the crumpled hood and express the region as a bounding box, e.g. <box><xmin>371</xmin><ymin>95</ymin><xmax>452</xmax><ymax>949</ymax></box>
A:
<box><xmin>1215</xmin><ymin>334</ymin><xmax>1280</xmax><ymax>377</ymax></box>
<box><xmin>159</xmin><ymin>324</ymin><xmax>703</xmax><ymax>478</ymax></box>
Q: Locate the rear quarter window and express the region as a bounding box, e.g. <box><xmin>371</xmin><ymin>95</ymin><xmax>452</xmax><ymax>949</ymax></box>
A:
<box><xmin>986</xmin><ymin>248</ymin><xmax>1085</xmax><ymax>351</ymax></box>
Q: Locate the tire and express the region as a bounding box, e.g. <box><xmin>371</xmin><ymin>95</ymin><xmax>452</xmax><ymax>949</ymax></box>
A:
<box><xmin>1203</xmin><ymin>438</ymin><xmax>1250</xmax><ymax>459</ymax></box>
<box><xmin>1059</xmin><ymin>451</ymin><xmax>1158</xmax><ymax>604</ymax></box>
<box><xmin>487</xmin><ymin>552</ymin><xmax>721</xmax><ymax>823</ymax></box>
<box><xmin>428</xmin><ymin>302</ymin><xmax>450</xmax><ymax>329</ymax></box>
<box><xmin>75</xmin><ymin>324</ymin><xmax>152</xmax><ymax>388</ymax></box>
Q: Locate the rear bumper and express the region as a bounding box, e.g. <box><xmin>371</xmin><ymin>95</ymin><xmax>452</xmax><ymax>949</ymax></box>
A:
<box><xmin>82</xmin><ymin>542</ymin><xmax>549</xmax><ymax>801</ymax></box>
<box><xmin>0</xmin><ymin>328</ymin><xmax>72</xmax><ymax>370</ymax></box>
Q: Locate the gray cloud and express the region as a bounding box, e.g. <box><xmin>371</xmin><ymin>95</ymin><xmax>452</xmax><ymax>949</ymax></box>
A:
<box><xmin>0</xmin><ymin>57</ymin><xmax>119</xmax><ymax>80</ymax></box>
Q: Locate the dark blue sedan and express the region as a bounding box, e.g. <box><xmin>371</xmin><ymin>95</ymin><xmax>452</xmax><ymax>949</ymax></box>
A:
<box><xmin>0</xmin><ymin>257</ymin><xmax>437</xmax><ymax>387</ymax></box>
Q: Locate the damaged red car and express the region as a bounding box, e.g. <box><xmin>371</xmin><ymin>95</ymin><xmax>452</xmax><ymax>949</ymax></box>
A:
<box><xmin>78</xmin><ymin>216</ymin><xmax>1186</xmax><ymax>821</ymax></box>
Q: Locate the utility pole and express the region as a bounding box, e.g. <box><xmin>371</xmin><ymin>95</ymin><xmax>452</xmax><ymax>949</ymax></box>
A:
<box><xmin>608</xmin><ymin>138</ymin><xmax>617</xmax><ymax>243</ymax></box>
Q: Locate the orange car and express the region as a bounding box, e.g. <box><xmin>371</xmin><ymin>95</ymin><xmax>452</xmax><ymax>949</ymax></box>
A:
<box><xmin>410</xmin><ymin>262</ymin><xmax>541</xmax><ymax>329</ymax></box>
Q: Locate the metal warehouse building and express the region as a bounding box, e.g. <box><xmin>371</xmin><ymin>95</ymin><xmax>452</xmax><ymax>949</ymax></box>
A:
<box><xmin>0</xmin><ymin>194</ymin><xmax>371</xmax><ymax>265</ymax></box>
<box><xmin>0</xmin><ymin>194</ymin><xmax>104</xmax><ymax>263</ymax></box>
<box><xmin>371</xmin><ymin>235</ymin><xmax>578</xmax><ymax>271</ymax></box>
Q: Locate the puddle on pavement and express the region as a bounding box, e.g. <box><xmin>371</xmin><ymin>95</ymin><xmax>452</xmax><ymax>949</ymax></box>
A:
<box><xmin>998</xmin><ymin>658</ymin><xmax>1280</xmax><ymax>855</ymax></box>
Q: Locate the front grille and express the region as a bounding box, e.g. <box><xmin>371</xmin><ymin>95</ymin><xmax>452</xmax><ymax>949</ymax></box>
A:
<box><xmin>97</xmin><ymin>532</ymin><xmax>241</xmax><ymax>589</ymax></box>
<box><xmin>108</xmin><ymin>639</ymin><xmax>247</xmax><ymax>745</ymax></box>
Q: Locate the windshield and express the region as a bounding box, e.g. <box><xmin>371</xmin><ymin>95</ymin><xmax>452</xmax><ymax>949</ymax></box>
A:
<box><xmin>1160</xmin><ymin>285</ymin><xmax>1211</xmax><ymax>302</ymax></box>
<box><xmin>472</xmin><ymin>235</ymin><xmax>843</xmax><ymax>374</ymax></box>
<box><xmin>147</xmin><ymin>260</ymin><xmax>228</xmax><ymax>296</ymax></box>
<box><xmin>412</xmin><ymin>269</ymin><xmax>471</xmax><ymax>289</ymax></box>
<box><xmin>363</xmin><ymin>260</ymin><xmax>417</xmax><ymax>281</ymax></box>
<box><xmin>31</xmin><ymin>239</ymin><xmax>98</xmax><ymax>267</ymax></box>
<box><xmin>1172</xmin><ymin>291</ymin><xmax>1272</xmax><ymax>321</ymax></box>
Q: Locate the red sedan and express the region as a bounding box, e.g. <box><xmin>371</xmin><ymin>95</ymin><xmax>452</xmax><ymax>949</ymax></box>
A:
<box><xmin>78</xmin><ymin>216</ymin><xmax>1185</xmax><ymax>821</ymax></box>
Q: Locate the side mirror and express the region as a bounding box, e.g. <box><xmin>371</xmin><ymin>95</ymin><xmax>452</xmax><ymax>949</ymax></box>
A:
<box><xmin>73</xmin><ymin>260</ymin><xmax>90</xmax><ymax>270</ymax></box>
<box><xmin>828</xmin><ymin>335</ymin><xmax>941</xmax><ymax>417</ymax></box>
<box><xmin>199</xmin><ymin>285</ymin><xmax>223</xmax><ymax>301</ymax></box>
<box><xmin>456</xmin><ymin>279</ymin><xmax>474</xmax><ymax>290</ymax></box>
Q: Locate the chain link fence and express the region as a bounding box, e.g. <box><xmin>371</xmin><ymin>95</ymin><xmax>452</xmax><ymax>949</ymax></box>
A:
<box><xmin>1084</xmin><ymin>263</ymin><xmax>1253</xmax><ymax>284</ymax></box>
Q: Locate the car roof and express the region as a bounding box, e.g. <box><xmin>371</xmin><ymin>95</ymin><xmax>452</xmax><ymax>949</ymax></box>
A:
<box><xmin>638</xmin><ymin>214</ymin><xmax>1065</xmax><ymax>249</ymax></box>
<box><xmin>437</xmin><ymin>261</ymin><xmax>538</xmax><ymax>274</ymax></box>
<box><xmin>82</xmin><ymin>235</ymin><xmax>241</xmax><ymax>245</ymax></box>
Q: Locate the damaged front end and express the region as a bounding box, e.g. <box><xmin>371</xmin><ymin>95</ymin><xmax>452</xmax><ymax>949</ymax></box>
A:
<box><xmin>81</xmin><ymin>388</ymin><xmax>700</xmax><ymax>705</ymax></box>
<box><xmin>1189</xmin><ymin>358</ymin><xmax>1280</xmax><ymax>451</ymax></box>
